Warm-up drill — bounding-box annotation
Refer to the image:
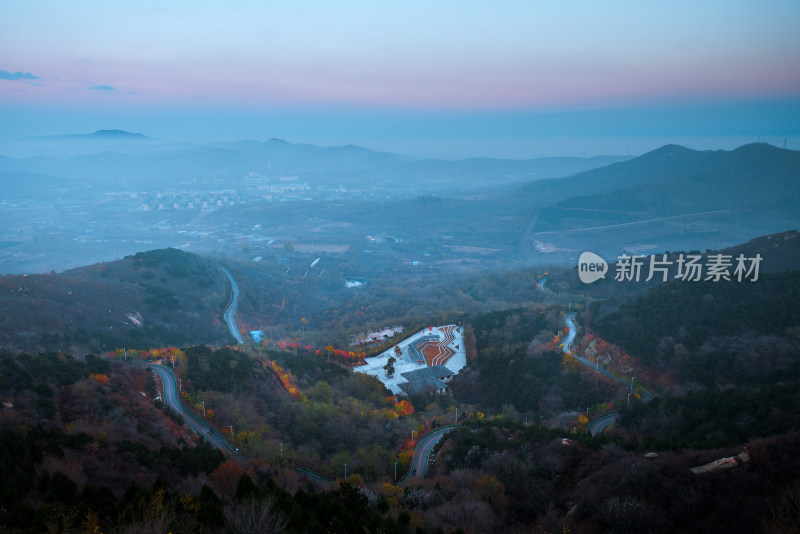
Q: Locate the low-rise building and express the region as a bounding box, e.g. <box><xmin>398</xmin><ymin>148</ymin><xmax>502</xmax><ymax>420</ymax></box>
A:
<box><xmin>398</xmin><ymin>365</ymin><xmax>455</xmax><ymax>396</ymax></box>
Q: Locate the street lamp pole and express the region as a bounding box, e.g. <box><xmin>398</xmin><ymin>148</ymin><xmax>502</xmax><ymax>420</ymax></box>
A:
<box><xmin>394</xmin><ymin>461</ymin><xmax>399</xmax><ymax>481</ymax></box>
<box><xmin>344</xmin><ymin>463</ymin><xmax>347</xmax><ymax>478</ymax></box>
<box><xmin>455</xmin><ymin>407</ymin><xmax>458</xmax><ymax>423</ymax></box>
<box><xmin>627</xmin><ymin>392</ymin><xmax>632</xmax><ymax>408</ymax></box>
<box><xmin>411</xmin><ymin>430</ymin><xmax>416</xmax><ymax>444</ymax></box>
<box><xmin>228</xmin><ymin>425</ymin><xmax>234</xmax><ymax>440</ymax></box>
<box><xmin>201</xmin><ymin>401</ymin><xmax>205</xmax><ymax>417</ymax></box>
<box><xmin>177</xmin><ymin>378</ymin><xmax>182</xmax><ymax>392</ymax></box>
<box><xmin>279</xmin><ymin>443</ymin><xmax>283</xmax><ymax>459</ymax></box>
<box><xmin>631</xmin><ymin>376</ymin><xmax>635</xmax><ymax>390</ymax></box>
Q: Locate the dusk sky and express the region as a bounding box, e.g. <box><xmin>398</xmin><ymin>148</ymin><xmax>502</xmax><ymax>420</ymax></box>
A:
<box><xmin>2</xmin><ymin>1</ymin><xmax>799</xmax><ymax>158</ymax></box>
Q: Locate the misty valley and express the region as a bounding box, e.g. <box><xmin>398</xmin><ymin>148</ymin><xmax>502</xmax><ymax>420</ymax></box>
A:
<box><xmin>1</xmin><ymin>133</ymin><xmax>800</xmax><ymax>534</ymax></box>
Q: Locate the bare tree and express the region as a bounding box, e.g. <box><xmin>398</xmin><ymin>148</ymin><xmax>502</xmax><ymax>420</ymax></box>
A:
<box><xmin>224</xmin><ymin>497</ymin><xmax>287</xmax><ymax>534</ymax></box>
<box><xmin>121</xmin><ymin>507</ymin><xmax>174</xmax><ymax>534</ymax></box>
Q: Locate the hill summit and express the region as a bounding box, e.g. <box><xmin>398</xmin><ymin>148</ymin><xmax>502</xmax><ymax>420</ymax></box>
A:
<box><xmin>90</xmin><ymin>129</ymin><xmax>150</xmax><ymax>139</ymax></box>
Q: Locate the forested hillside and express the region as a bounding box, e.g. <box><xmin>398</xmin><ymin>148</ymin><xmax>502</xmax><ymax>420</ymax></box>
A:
<box><xmin>2</xmin><ymin>233</ymin><xmax>800</xmax><ymax>532</ymax></box>
<box><xmin>452</xmin><ymin>308</ymin><xmax>618</xmax><ymax>416</ymax></box>
<box><xmin>0</xmin><ymin>249</ymin><xmax>231</xmax><ymax>353</ymax></box>
<box><xmin>590</xmin><ymin>270</ymin><xmax>800</xmax><ymax>384</ymax></box>
<box><xmin>584</xmin><ymin>266</ymin><xmax>800</xmax><ymax>455</ymax></box>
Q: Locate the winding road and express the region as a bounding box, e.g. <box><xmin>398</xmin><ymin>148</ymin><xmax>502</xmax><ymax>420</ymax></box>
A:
<box><xmin>562</xmin><ymin>312</ymin><xmax>655</xmax><ymax>436</ymax></box>
<box><xmin>587</xmin><ymin>411</ymin><xmax>621</xmax><ymax>437</ymax></box>
<box><xmin>564</xmin><ymin>314</ymin><xmax>619</xmax><ymax>382</ymax></box>
<box><xmin>132</xmin><ymin>266</ymin><xmax>243</xmax><ymax>451</ymax></box>
<box><xmin>405</xmin><ymin>425</ymin><xmax>458</xmax><ymax>481</ymax></box>
<box><xmin>220</xmin><ymin>265</ymin><xmax>245</xmax><ymax>344</ymax></box>
<box><xmin>563</xmin><ymin>313</ymin><xmax>578</xmax><ymax>353</ymax></box>
<box><xmin>145</xmin><ymin>363</ymin><xmax>237</xmax><ymax>453</ymax></box>
<box><xmin>562</xmin><ymin>314</ymin><xmax>623</xmax><ymax>435</ymax></box>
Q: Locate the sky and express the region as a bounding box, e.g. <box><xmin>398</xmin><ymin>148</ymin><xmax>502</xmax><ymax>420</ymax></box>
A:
<box><xmin>2</xmin><ymin>0</ymin><xmax>799</xmax><ymax>158</ymax></box>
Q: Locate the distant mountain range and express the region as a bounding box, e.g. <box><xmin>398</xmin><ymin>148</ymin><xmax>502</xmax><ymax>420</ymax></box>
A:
<box><xmin>1</xmin><ymin>129</ymin><xmax>157</xmax><ymax>159</ymax></box>
<box><xmin>550</xmin><ymin>143</ymin><xmax>798</xmax><ymax>216</ymax></box>
<box><xmin>0</xmin><ymin>133</ymin><xmax>797</xmax><ymax>275</ymax></box>
<box><xmin>38</xmin><ymin>129</ymin><xmax>152</xmax><ymax>140</ymax></box>
<box><xmin>518</xmin><ymin>143</ymin><xmax>800</xmax><ymax>263</ymax></box>
<box><xmin>0</xmin><ymin>135</ymin><xmax>631</xmax><ymax>192</ymax></box>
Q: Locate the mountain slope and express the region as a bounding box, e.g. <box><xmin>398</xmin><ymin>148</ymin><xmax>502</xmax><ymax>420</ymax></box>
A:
<box><xmin>0</xmin><ymin>249</ymin><xmax>232</xmax><ymax>353</ymax></box>
<box><xmin>554</xmin><ymin>143</ymin><xmax>800</xmax><ymax>216</ymax></box>
<box><xmin>520</xmin><ymin>143</ymin><xmax>800</xmax><ymax>262</ymax></box>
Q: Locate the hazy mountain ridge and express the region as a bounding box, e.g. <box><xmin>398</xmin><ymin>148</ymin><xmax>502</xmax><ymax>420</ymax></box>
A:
<box><xmin>0</xmin><ymin>135</ymin><xmax>628</xmax><ymax>192</ymax></box>
<box><xmin>1</xmin><ymin>130</ymin><xmax>157</xmax><ymax>159</ymax></box>
<box><xmin>0</xmin><ymin>138</ymin><xmax>796</xmax><ymax>275</ymax></box>
<box><xmin>521</xmin><ymin>143</ymin><xmax>800</xmax><ymax>263</ymax></box>
<box><xmin>518</xmin><ymin>143</ymin><xmax>727</xmax><ymax>201</ymax></box>
<box><xmin>37</xmin><ymin>129</ymin><xmax>151</xmax><ymax>140</ymax></box>
<box><xmin>555</xmin><ymin>143</ymin><xmax>799</xmax><ymax>214</ymax></box>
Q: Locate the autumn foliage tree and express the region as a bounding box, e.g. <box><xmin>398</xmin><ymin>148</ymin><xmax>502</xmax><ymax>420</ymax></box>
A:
<box><xmin>90</xmin><ymin>373</ymin><xmax>110</xmax><ymax>385</ymax></box>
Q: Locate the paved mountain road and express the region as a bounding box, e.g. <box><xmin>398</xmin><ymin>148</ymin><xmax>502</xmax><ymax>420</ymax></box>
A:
<box><xmin>406</xmin><ymin>426</ymin><xmax>458</xmax><ymax>480</ymax></box>
<box><xmin>563</xmin><ymin>313</ymin><xmax>654</xmax><ymax>436</ymax></box>
<box><xmin>221</xmin><ymin>265</ymin><xmax>245</xmax><ymax>344</ymax></box>
<box><xmin>146</xmin><ymin>363</ymin><xmax>237</xmax><ymax>453</ymax></box>
<box><xmin>587</xmin><ymin>411</ymin><xmax>621</xmax><ymax>437</ymax></box>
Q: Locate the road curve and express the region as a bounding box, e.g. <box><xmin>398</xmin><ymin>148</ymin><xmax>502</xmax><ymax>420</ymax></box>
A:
<box><xmin>562</xmin><ymin>312</ymin><xmax>656</xmax><ymax>436</ymax></box>
<box><xmin>220</xmin><ymin>265</ymin><xmax>245</xmax><ymax>344</ymax></box>
<box><xmin>145</xmin><ymin>363</ymin><xmax>237</xmax><ymax>453</ymax></box>
<box><xmin>563</xmin><ymin>313</ymin><xmax>578</xmax><ymax>353</ymax></box>
<box><xmin>587</xmin><ymin>411</ymin><xmax>620</xmax><ymax>437</ymax></box>
<box><xmin>562</xmin><ymin>313</ymin><xmax>656</xmax><ymax>401</ymax></box>
<box><xmin>564</xmin><ymin>315</ymin><xmax>621</xmax><ymax>435</ymax></box>
<box><xmin>407</xmin><ymin>425</ymin><xmax>458</xmax><ymax>481</ymax></box>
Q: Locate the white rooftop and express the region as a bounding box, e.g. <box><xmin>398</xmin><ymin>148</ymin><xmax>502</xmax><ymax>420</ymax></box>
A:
<box><xmin>354</xmin><ymin>325</ymin><xmax>467</xmax><ymax>395</ymax></box>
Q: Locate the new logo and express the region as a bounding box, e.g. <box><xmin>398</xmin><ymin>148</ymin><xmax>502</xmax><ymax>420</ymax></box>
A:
<box><xmin>578</xmin><ymin>252</ymin><xmax>608</xmax><ymax>283</ymax></box>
